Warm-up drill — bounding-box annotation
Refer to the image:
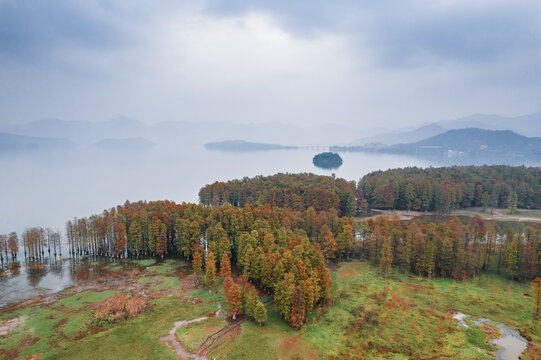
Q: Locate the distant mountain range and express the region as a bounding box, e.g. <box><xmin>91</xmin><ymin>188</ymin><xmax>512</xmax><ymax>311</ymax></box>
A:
<box><xmin>334</xmin><ymin>128</ymin><xmax>541</xmax><ymax>159</ymax></box>
<box><xmin>351</xmin><ymin>112</ymin><xmax>541</xmax><ymax>145</ymax></box>
<box><xmin>351</xmin><ymin>123</ymin><xmax>446</xmax><ymax>145</ymax></box>
<box><xmin>412</xmin><ymin>128</ymin><xmax>541</xmax><ymax>154</ymax></box>
<box><xmin>3</xmin><ymin>117</ymin><xmax>147</xmax><ymax>143</ymax></box>
<box><xmin>2</xmin><ymin>111</ymin><xmax>541</xmax><ymax>155</ymax></box>
<box><xmin>1</xmin><ymin>117</ymin><xmax>369</xmax><ymax>146</ymax></box>
<box><xmin>0</xmin><ymin>132</ymin><xmax>73</xmax><ymax>152</ymax></box>
<box><xmin>439</xmin><ymin>112</ymin><xmax>541</xmax><ymax>136</ymax></box>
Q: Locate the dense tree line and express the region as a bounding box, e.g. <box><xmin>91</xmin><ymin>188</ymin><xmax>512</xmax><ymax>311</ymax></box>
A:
<box><xmin>65</xmin><ymin>200</ymin><xmax>334</xmax><ymax>328</ymax></box>
<box><xmin>359</xmin><ymin>166</ymin><xmax>541</xmax><ymax>214</ymax></box>
<box><xmin>4</xmin><ymin>169</ymin><xmax>541</xmax><ymax>329</ymax></box>
<box><xmin>345</xmin><ymin>214</ymin><xmax>540</xmax><ymax>281</ymax></box>
<box><xmin>199</xmin><ymin>173</ymin><xmax>356</xmax><ymax>217</ymax></box>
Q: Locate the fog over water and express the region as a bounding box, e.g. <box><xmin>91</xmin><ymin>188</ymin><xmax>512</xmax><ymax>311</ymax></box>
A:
<box><xmin>0</xmin><ymin>143</ymin><xmax>431</xmax><ymax>235</ymax></box>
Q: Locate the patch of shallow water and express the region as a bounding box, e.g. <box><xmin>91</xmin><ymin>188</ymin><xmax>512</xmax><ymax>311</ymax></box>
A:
<box><xmin>490</xmin><ymin>323</ymin><xmax>528</xmax><ymax>360</ymax></box>
<box><xmin>452</xmin><ymin>312</ymin><xmax>528</xmax><ymax>360</ymax></box>
<box><xmin>452</xmin><ymin>311</ymin><xmax>470</xmax><ymax>328</ymax></box>
<box><xmin>0</xmin><ymin>318</ymin><xmax>22</xmax><ymax>336</ymax></box>
<box><xmin>0</xmin><ymin>257</ymin><xmax>141</xmax><ymax>308</ymax></box>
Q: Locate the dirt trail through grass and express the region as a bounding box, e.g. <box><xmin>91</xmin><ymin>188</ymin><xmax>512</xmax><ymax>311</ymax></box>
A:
<box><xmin>197</xmin><ymin>317</ymin><xmax>243</xmax><ymax>354</ymax></box>
<box><xmin>159</xmin><ymin>303</ymin><xmax>221</xmax><ymax>360</ymax></box>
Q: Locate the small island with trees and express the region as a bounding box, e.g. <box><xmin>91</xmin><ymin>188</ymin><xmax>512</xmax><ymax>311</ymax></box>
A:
<box><xmin>312</xmin><ymin>152</ymin><xmax>343</xmax><ymax>169</ymax></box>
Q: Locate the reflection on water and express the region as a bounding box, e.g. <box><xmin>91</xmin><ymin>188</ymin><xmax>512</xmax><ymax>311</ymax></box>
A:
<box><xmin>0</xmin><ymin>256</ymin><xmax>132</xmax><ymax>308</ymax></box>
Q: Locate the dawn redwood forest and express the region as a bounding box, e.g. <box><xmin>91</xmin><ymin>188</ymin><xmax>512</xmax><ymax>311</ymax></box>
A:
<box><xmin>2</xmin><ymin>167</ymin><xmax>541</xmax><ymax>330</ymax></box>
<box><xmin>2</xmin><ymin>167</ymin><xmax>541</xmax><ymax>359</ymax></box>
<box><xmin>3</xmin><ymin>2</ymin><xmax>541</xmax><ymax>358</ymax></box>
<box><xmin>358</xmin><ymin>166</ymin><xmax>541</xmax><ymax>213</ymax></box>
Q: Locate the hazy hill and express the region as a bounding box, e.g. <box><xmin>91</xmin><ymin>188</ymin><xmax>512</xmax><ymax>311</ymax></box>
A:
<box><xmin>351</xmin><ymin>123</ymin><xmax>446</xmax><ymax>145</ymax></box>
<box><xmin>333</xmin><ymin>128</ymin><xmax>541</xmax><ymax>161</ymax></box>
<box><xmin>411</xmin><ymin>128</ymin><xmax>541</xmax><ymax>154</ymax></box>
<box><xmin>0</xmin><ymin>132</ymin><xmax>73</xmax><ymax>151</ymax></box>
<box><xmin>352</xmin><ymin>111</ymin><xmax>541</xmax><ymax>146</ymax></box>
<box><xmin>439</xmin><ymin>112</ymin><xmax>541</xmax><ymax>137</ymax></box>
<box><xmin>1</xmin><ymin>118</ymin><xmax>368</xmax><ymax>146</ymax></box>
<box><xmin>3</xmin><ymin>117</ymin><xmax>147</xmax><ymax>142</ymax></box>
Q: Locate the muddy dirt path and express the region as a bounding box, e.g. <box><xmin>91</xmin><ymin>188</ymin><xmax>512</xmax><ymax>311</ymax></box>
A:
<box><xmin>159</xmin><ymin>303</ymin><xmax>222</xmax><ymax>360</ymax></box>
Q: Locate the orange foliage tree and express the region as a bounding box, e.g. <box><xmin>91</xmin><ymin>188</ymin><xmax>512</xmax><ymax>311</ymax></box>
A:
<box><xmin>224</xmin><ymin>276</ymin><xmax>243</xmax><ymax>319</ymax></box>
<box><xmin>290</xmin><ymin>286</ymin><xmax>306</xmax><ymax>330</ymax></box>
<box><xmin>192</xmin><ymin>245</ymin><xmax>203</xmax><ymax>276</ymax></box>
<box><xmin>205</xmin><ymin>252</ymin><xmax>216</xmax><ymax>287</ymax></box>
<box><xmin>220</xmin><ymin>251</ymin><xmax>231</xmax><ymax>278</ymax></box>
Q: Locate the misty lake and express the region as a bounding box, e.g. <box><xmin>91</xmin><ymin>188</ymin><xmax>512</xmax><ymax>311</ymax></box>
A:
<box><xmin>0</xmin><ymin>143</ymin><xmax>432</xmax><ymax>306</ymax></box>
<box><xmin>0</xmin><ymin>142</ymin><xmax>529</xmax><ymax>308</ymax></box>
<box><xmin>0</xmin><ymin>143</ymin><xmax>433</xmax><ymax>235</ymax></box>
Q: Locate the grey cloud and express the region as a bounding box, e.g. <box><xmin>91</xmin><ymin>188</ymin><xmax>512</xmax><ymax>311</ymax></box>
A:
<box><xmin>3</xmin><ymin>0</ymin><xmax>539</xmax><ymax>67</ymax></box>
<box><xmin>205</xmin><ymin>0</ymin><xmax>541</xmax><ymax>67</ymax></box>
<box><xmin>0</xmin><ymin>0</ymin><xmax>128</xmax><ymax>62</ymax></box>
<box><xmin>368</xmin><ymin>4</ymin><xmax>541</xmax><ymax>67</ymax></box>
<box><xmin>0</xmin><ymin>0</ymin><xmax>539</xmax><ymax>127</ymax></box>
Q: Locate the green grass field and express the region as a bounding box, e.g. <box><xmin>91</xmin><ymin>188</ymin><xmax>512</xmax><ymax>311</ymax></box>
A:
<box><xmin>208</xmin><ymin>261</ymin><xmax>540</xmax><ymax>359</ymax></box>
<box><xmin>1</xmin><ymin>260</ymin><xmax>540</xmax><ymax>359</ymax></box>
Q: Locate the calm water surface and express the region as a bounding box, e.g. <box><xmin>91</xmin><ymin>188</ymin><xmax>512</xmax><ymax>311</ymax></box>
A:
<box><xmin>0</xmin><ymin>257</ymin><xmax>134</xmax><ymax>308</ymax></box>
<box><xmin>0</xmin><ymin>144</ymin><xmax>432</xmax><ymax>306</ymax></box>
<box><xmin>0</xmin><ymin>143</ymin><xmax>432</xmax><ymax>234</ymax></box>
<box><xmin>1</xmin><ymin>143</ymin><xmax>521</xmax><ymax>307</ymax></box>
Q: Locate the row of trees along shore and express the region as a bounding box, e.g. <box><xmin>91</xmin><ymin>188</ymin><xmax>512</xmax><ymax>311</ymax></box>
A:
<box><xmin>0</xmin><ymin>228</ymin><xmax>62</xmax><ymax>263</ymax></box>
<box><xmin>0</xmin><ymin>233</ymin><xmax>19</xmax><ymax>263</ymax></box>
<box><xmin>199</xmin><ymin>167</ymin><xmax>541</xmax><ymax>215</ymax></box>
<box><xmin>359</xmin><ymin>165</ymin><xmax>541</xmax><ymax>214</ymax></box>
<box><xmin>3</xmin><ymin>168</ymin><xmax>541</xmax><ymax>327</ymax></box>
<box><xmin>60</xmin><ymin>200</ymin><xmax>333</xmax><ymax>328</ymax></box>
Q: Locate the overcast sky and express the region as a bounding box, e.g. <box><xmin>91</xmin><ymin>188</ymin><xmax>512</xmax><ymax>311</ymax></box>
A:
<box><xmin>1</xmin><ymin>0</ymin><xmax>540</xmax><ymax>128</ymax></box>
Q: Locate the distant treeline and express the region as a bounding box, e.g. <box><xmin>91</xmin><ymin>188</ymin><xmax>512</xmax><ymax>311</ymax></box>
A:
<box><xmin>199</xmin><ymin>173</ymin><xmax>356</xmax><ymax>217</ymax></box>
<box><xmin>356</xmin><ymin>215</ymin><xmax>540</xmax><ymax>281</ymax></box>
<box><xmin>359</xmin><ymin>166</ymin><xmax>541</xmax><ymax>214</ymax></box>
<box><xmin>200</xmin><ymin>167</ymin><xmax>541</xmax><ymax>218</ymax></box>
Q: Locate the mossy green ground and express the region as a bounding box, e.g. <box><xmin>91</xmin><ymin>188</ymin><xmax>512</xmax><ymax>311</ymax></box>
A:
<box><xmin>0</xmin><ymin>259</ymin><xmax>204</xmax><ymax>360</ymax></box>
<box><xmin>1</xmin><ymin>260</ymin><xmax>539</xmax><ymax>359</ymax></box>
<box><xmin>210</xmin><ymin>261</ymin><xmax>540</xmax><ymax>359</ymax></box>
